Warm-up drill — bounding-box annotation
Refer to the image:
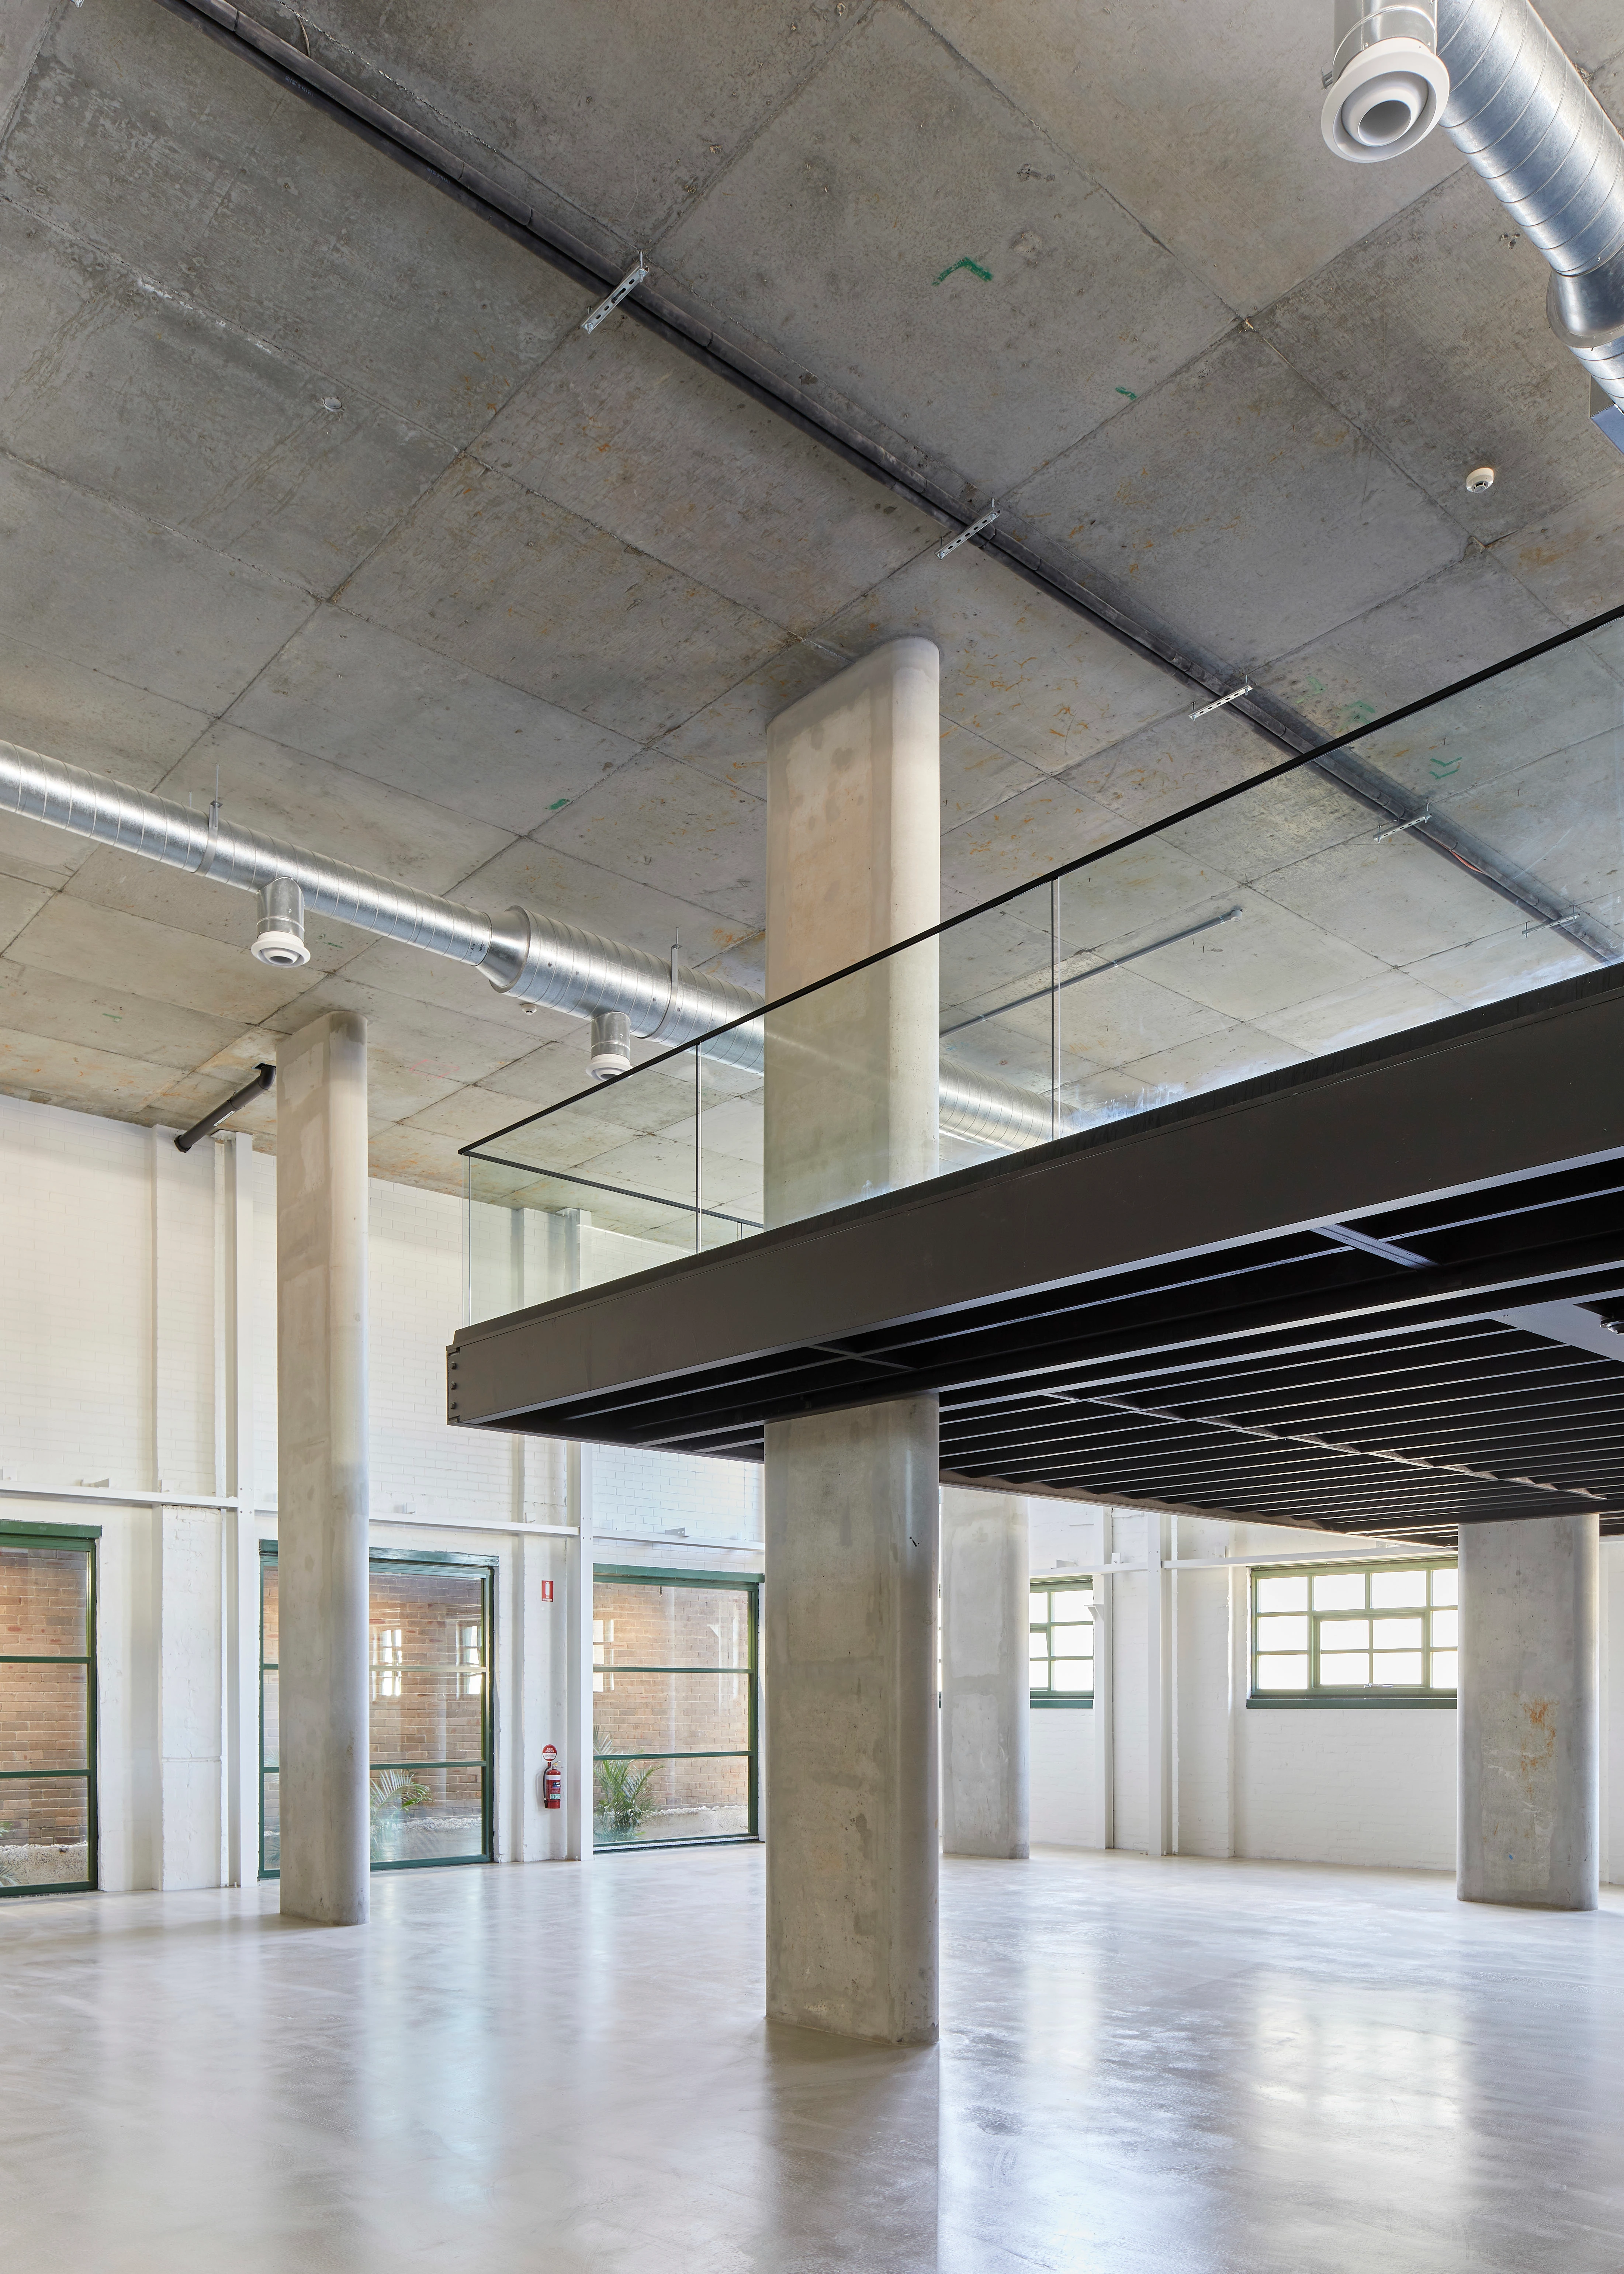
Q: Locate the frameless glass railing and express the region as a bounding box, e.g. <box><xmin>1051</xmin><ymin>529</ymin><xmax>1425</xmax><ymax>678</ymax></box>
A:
<box><xmin>465</xmin><ymin>603</ymin><xmax>1624</xmax><ymax>1323</ymax></box>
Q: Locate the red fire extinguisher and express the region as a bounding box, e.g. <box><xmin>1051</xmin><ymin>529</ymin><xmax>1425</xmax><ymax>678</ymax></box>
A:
<box><xmin>541</xmin><ymin>1745</ymin><xmax>563</xmax><ymax>1810</ymax></box>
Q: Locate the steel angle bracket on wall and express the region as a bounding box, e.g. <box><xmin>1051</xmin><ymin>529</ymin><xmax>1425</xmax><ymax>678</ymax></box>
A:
<box><xmin>447</xmin><ymin>963</ymin><xmax>1624</xmax><ymax>1538</ymax></box>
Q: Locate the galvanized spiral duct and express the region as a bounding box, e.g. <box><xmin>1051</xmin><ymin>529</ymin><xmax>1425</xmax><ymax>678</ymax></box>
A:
<box><xmin>0</xmin><ymin>738</ymin><xmax>1049</xmax><ymax>1146</ymax></box>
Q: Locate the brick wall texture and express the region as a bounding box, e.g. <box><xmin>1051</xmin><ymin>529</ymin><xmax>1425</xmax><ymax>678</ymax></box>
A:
<box><xmin>0</xmin><ymin>1545</ymin><xmax>91</xmax><ymax>1846</ymax></box>
<box><xmin>593</xmin><ymin>1579</ymin><xmax>753</xmax><ymax>1813</ymax></box>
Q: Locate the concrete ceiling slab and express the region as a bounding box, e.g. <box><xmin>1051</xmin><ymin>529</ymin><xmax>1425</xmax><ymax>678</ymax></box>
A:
<box><xmin>1160</xmin><ymin>771</ymin><xmax>1367</xmax><ymax>885</ymax></box>
<box><xmin>1</xmin><ymin>0</ymin><xmax>1620</xmax><ymax>1189</ymax></box>
<box><xmin>0</xmin><ymin>957</ymin><xmax>246</xmax><ymax>1070</ymax></box>
<box><xmin>915</xmin><ymin>0</ymin><xmax>1463</xmax><ymax>313</ymax></box>
<box><xmin>1084</xmin><ymin>1022</ymin><xmax>1307</xmax><ymax>1121</ymax></box>
<box><xmin>227</xmin><ymin>607</ymin><xmax>642</xmax><ymax>837</ymax></box>
<box><xmin>660</xmin><ymin>1</ymin><xmax>1233</xmax><ymax>495</ymax></box>
<box><xmin>939</xmin><ymin>722</ymin><xmax>1048</xmax><ymax>836</ymax></box>
<box><xmin>1011</xmin><ymin>328</ymin><xmax>1466</xmax><ymax>666</ymax></box>
<box><xmin>1350</xmin><ymin>643</ymin><xmax>1623</xmax><ymax>806</ymax></box>
<box><xmin>0</xmin><ymin>875</ymin><xmax>50</xmax><ymax>952</ymax></box>
<box><xmin>817</xmin><ymin>542</ymin><xmax>1184</xmax><ymax>775</ymax></box>
<box><xmin>0</xmin><ymin>1021</ymin><xmax>183</xmax><ymax>1118</ymax></box>
<box><xmin>367</xmin><ymin>1120</ymin><xmax>482</xmax><ymax>1197</ymax></box>
<box><xmin>268</xmin><ymin>0</ymin><xmax>876</xmax><ymax>249</ymax></box>
<box><xmin>527</xmin><ymin>749</ymin><xmax>766</xmax><ymax>929</ymax></box>
<box><xmin>364</xmin><ymin>1044</ymin><xmax>467</xmax><ymax>1129</ymax></box>
<box><xmin>1257</xmin><ymin>170</ymin><xmax>1624</xmax><ymax>550</ymax></box>
<box><xmin>940</xmin><ymin>774</ymin><xmax>1123</xmax><ymax>910</ymax></box>
<box><xmin>1140</xmin><ymin>892</ymin><xmax>1393</xmax><ymax>1023</ymax></box>
<box><xmin>1261</xmin><ymin>554</ymin><xmax>1564</xmax><ymax>739</ymax></box>
<box><xmin>0</xmin><ymin>202</ymin><xmax>453</xmax><ymax>599</ymax></box>
<box><xmin>0</xmin><ymin>454</ymin><xmax>315</xmax><ymax>713</ymax></box>
<box><xmin>155</xmin><ymin>724</ymin><xmax>515</xmax><ymax>900</ymax></box>
<box><xmin>9</xmin><ymin>895</ymin><xmax>313</xmax><ymax>1026</ymax></box>
<box><xmin>404</xmin><ymin>1082</ymin><xmax>580</xmax><ymax>1151</ymax></box>
<box><xmin>1403</xmin><ymin>922</ymin><xmax>1592</xmax><ymax>1008</ymax></box>
<box><xmin>470</xmin><ymin>1034</ymin><xmax>606</xmax><ymax>1115</ymax></box>
<box><xmin>1059</xmin><ymin>703</ymin><xmax>1277</xmax><ymax>837</ymax></box>
<box><xmin>0</xmin><ymin>637</ymin><xmax>207</xmax><ymax>892</ymax></box>
<box><xmin>1252</xmin><ymin>967</ymin><xmax>1454</xmax><ymax>1056</ymax></box>
<box><xmin>0</xmin><ymin>0</ymin><xmax>55</xmax><ymax>136</ymax></box>
<box><xmin>453</xmin><ymin>832</ymin><xmax>757</xmax><ymax>966</ymax></box>
<box><xmin>1251</xmin><ymin>824</ymin><xmax>1523</xmax><ymax>967</ymax></box>
<box><xmin>647</xmin><ymin>643</ymin><xmax>844</xmax><ymax>802</ymax></box>
<box><xmin>476</xmin><ymin>319</ymin><xmax>941</xmax><ymax>634</ymax></box>
<box><xmin>338</xmin><ymin>457</ymin><xmax>789</xmax><ymax>740</ymax></box>
<box><xmin>1445</xmin><ymin>739</ymin><xmax>1624</xmax><ymax>918</ymax></box>
<box><xmin>333</xmin><ymin>938</ymin><xmax>572</xmax><ymax>1043</ymax></box>
<box><xmin>8</xmin><ymin>0</ymin><xmax>586</xmax><ymax>447</ymax></box>
<box><xmin>1490</xmin><ymin>484</ymin><xmax>1624</xmax><ymax>626</ymax></box>
<box><xmin>1058</xmin><ymin>960</ymin><xmax>1235</xmax><ymax>1070</ymax></box>
<box><xmin>258</xmin><ymin>971</ymin><xmax>530</xmax><ymax>1089</ymax></box>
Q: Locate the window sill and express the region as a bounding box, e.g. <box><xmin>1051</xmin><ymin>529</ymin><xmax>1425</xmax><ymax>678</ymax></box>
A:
<box><xmin>1030</xmin><ymin>1695</ymin><xmax>1093</xmax><ymax>1709</ymax></box>
<box><xmin>1247</xmin><ymin>1693</ymin><xmax>1455</xmax><ymax>1709</ymax></box>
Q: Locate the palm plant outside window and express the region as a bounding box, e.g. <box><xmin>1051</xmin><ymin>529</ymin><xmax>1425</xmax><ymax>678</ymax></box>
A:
<box><xmin>1251</xmin><ymin>1561</ymin><xmax>1457</xmax><ymax>1701</ymax></box>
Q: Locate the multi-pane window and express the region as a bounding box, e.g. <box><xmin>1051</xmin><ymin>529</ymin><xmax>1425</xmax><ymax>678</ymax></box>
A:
<box><xmin>370</xmin><ymin>1626</ymin><xmax>404</xmax><ymax>1701</ymax></box>
<box><xmin>1251</xmin><ymin>1561</ymin><xmax>1457</xmax><ymax>1697</ymax></box>
<box><xmin>262</xmin><ymin>1548</ymin><xmax>494</xmax><ymax>1875</ymax></box>
<box><xmin>0</xmin><ymin>1529</ymin><xmax>97</xmax><ymax>1897</ymax></box>
<box><xmin>1029</xmin><ymin>1580</ymin><xmax>1094</xmax><ymax>1703</ymax></box>
<box><xmin>591</xmin><ymin>1569</ymin><xmax>759</xmax><ymax>1848</ymax></box>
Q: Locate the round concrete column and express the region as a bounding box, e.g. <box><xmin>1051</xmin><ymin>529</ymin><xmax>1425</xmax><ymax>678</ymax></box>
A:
<box><xmin>277</xmin><ymin>1010</ymin><xmax>370</xmax><ymax>1927</ymax></box>
<box><xmin>1458</xmin><ymin>1512</ymin><xmax>1599</xmax><ymax>1911</ymax></box>
<box><xmin>941</xmin><ymin>1489</ymin><xmax>1030</xmax><ymax>1859</ymax></box>
<box><xmin>762</xmin><ymin>637</ymin><xmax>942</xmax><ymax>2044</ymax></box>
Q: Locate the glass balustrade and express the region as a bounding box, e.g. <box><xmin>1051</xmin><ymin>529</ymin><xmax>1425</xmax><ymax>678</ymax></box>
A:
<box><xmin>466</xmin><ymin>606</ymin><xmax>1624</xmax><ymax>1323</ymax></box>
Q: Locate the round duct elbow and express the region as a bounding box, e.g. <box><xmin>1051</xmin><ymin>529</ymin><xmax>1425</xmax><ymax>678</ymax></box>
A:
<box><xmin>1322</xmin><ymin>3</ymin><xmax>1448</xmax><ymax>162</ymax></box>
<box><xmin>589</xmin><ymin>1010</ymin><xmax>633</xmax><ymax>1082</ymax></box>
<box><xmin>251</xmin><ymin>877</ymin><xmax>311</xmax><ymax>968</ymax></box>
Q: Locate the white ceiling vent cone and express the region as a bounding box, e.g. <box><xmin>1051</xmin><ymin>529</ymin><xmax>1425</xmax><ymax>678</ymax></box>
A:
<box><xmin>251</xmin><ymin>876</ymin><xmax>310</xmax><ymax>968</ymax></box>
<box><xmin>1433</xmin><ymin>0</ymin><xmax>1624</xmax><ymax>434</ymax></box>
<box><xmin>589</xmin><ymin>1009</ymin><xmax>633</xmax><ymax>1081</ymax></box>
<box><xmin>1322</xmin><ymin>0</ymin><xmax>1450</xmax><ymax>160</ymax></box>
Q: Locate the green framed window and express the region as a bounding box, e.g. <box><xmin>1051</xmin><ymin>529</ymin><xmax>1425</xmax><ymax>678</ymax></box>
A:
<box><xmin>0</xmin><ymin>1524</ymin><xmax>98</xmax><ymax>1898</ymax></box>
<box><xmin>1250</xmin><ymin>1560</ymin><xmax>1457</xmax><ymax>1705</ymax></box>
<box><xmin>260</xmin><ymin>1545</ymin><xmax>495</xmax><ymax>1877</ymax></box>
<box><xmin>592</xmin><ymin>1567</ymin><xmax>759</xmax><ymax>1849</ymax></box>
<box><xmin>1029</xmin><ymin>1578</ymin><xmax>1094</xmax><ymax>1706</ymax></box>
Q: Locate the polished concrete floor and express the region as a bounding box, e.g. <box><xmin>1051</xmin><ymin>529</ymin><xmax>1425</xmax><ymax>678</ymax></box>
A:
<box><xmin>3</xmin><ymin>1847</ymin><xmax>1623</xmax><ymax>2271</ymax></box>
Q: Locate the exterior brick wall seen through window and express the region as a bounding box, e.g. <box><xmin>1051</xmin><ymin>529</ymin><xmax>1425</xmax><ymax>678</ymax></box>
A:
<box><xmin>0</xmin><ymin>1538</ymin><xmax>95</xmax><ymax>1887</ymax></box>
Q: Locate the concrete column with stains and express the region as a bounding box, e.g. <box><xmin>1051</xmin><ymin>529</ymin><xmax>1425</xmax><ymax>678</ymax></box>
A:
<box><xmin>941</xmin><ymin>1488</ymin><xmax>1030</xmax><ymax>1859</ymax></box>
<box><xmin>762</xmin><ymin>637</ymin><xmax>942</xmax><ymax>2045</ymax></box>
<box><xmin>1458</xmin><ymin>1513</ymin><xmax>1599</xmax><ymax>1910</ymax></box>
<box><xmin>277</xmin><ymin>1010</ymin><xmax>371</xmax><ymax>1927</ymax></box>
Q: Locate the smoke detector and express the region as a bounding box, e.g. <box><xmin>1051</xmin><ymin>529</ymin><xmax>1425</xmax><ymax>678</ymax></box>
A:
<box><xmin>1465</xmin><ymin>465</ymin><xmax>1495</xmax><ymax>492</ymax></box>
<box><xmin>252</xmin><ymin>876</ymin><xmax>311</xmax><ymax>968</ymax></box>
<box><xmin>1321</xmin><ymin>1</ymin><xmax>1449</xmax><ymax>163</ymax></box>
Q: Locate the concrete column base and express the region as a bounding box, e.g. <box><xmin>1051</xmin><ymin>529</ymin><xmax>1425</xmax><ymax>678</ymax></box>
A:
<box><xmin>765</xmin><ymin>1397</ymin><xmax>940</xmax><ymax>2045</ymax></box>
<box><xmin>1458</xmin><ymin>1512</ymin><xmax>1599</xmax><ymax>1911</ymax></box>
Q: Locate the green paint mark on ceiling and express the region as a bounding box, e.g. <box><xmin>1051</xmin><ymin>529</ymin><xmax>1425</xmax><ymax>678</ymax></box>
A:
<box><xmin>1115</xmin><ymin>386</ymin><xmax>1138</xmax><ymax>399</ymax></box>
<box><xmin>548</xmin><ymin>797</ymin><xmax>571</xmax><ymax>810</ymax></box>
<box><xmin>934</xmin><ymin>256</ymin><xmax>992</xmax><ymax>285</ymax></box>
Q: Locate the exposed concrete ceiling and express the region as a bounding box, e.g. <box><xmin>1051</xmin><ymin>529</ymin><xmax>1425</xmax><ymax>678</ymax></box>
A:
<box><xmin>1</xmin><ymin>0</ymin><xmax>1623</xmax><ymax>1193</ymax></box>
